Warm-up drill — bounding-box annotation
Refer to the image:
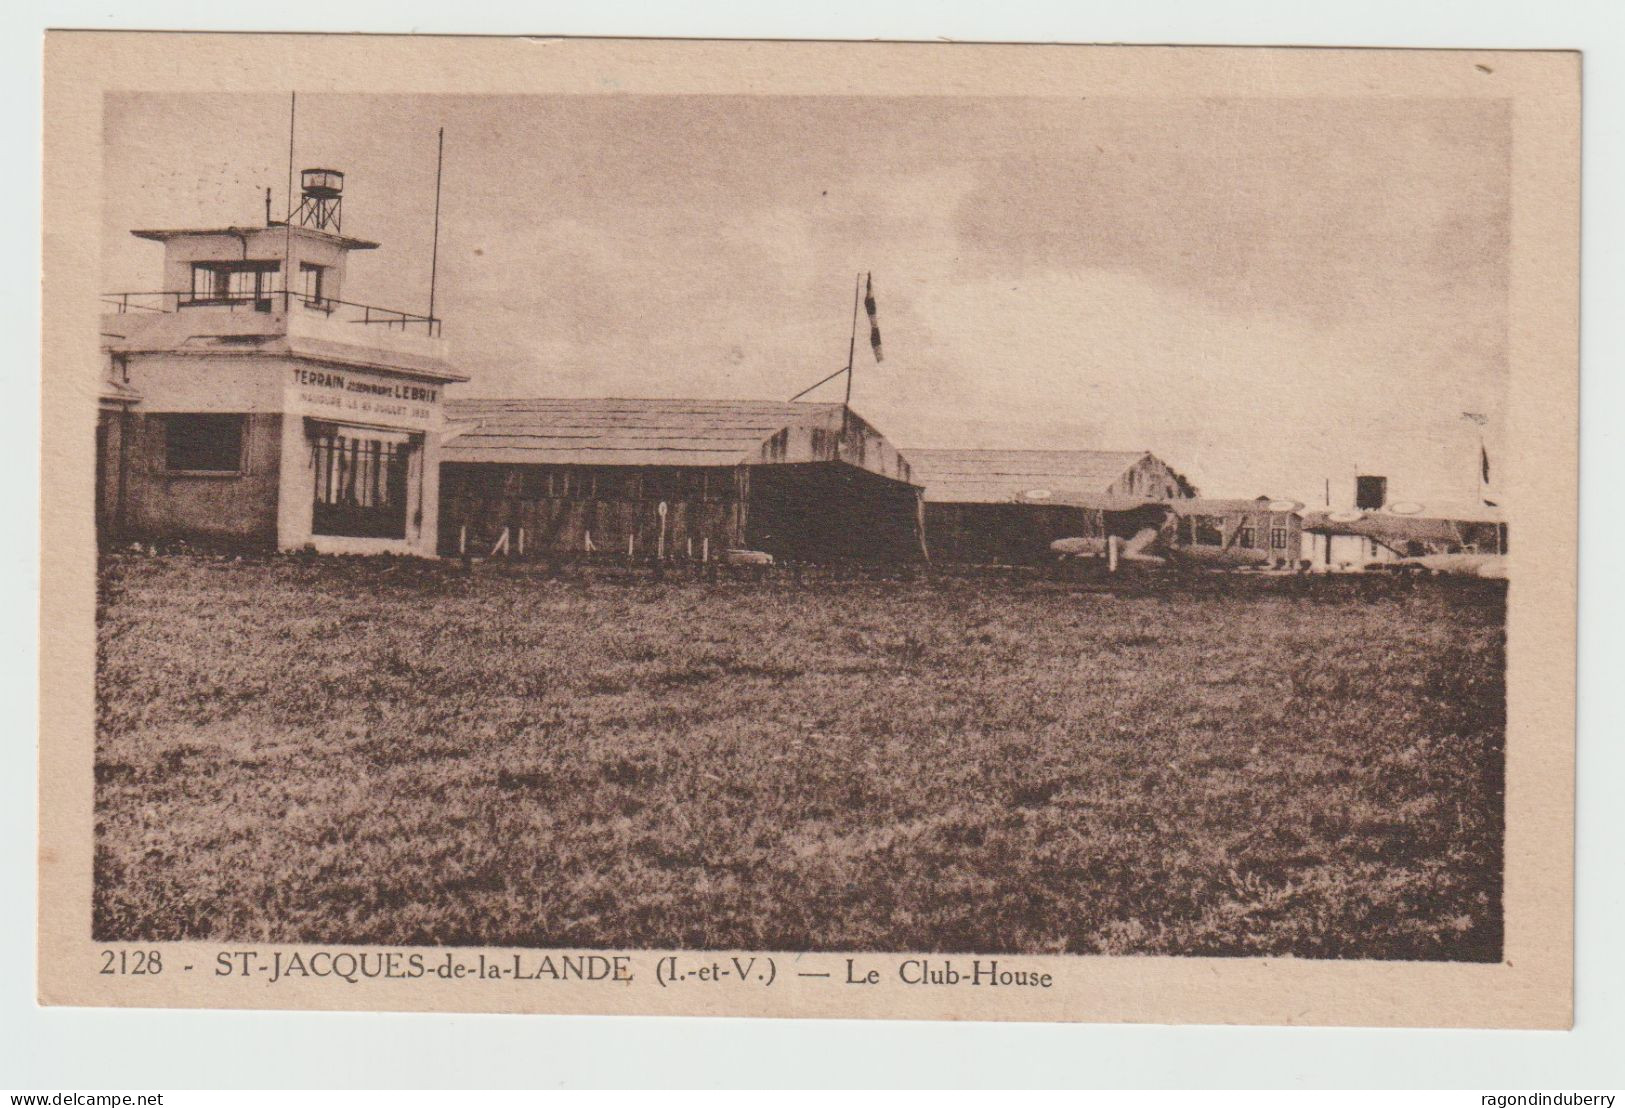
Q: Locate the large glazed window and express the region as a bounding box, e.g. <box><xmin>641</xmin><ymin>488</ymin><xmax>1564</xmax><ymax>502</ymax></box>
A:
<box><xmin>311</xmin><ymin>429</ymin><xmax>413</xmax><ymax>539</ymax></box>
<box><xmin>188</xmin><ymin>262</ymin><xmax>281</xmax><ymax>306</ymax></box>
<box><xmin>164</xmin><ymin>414</ymin><xmax>245</xmax><ymax>474</ymax></box>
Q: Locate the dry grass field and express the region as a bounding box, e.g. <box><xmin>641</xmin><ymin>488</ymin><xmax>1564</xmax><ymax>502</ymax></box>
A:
<box><xmin>94</xmin><ymin>554</ymin><xmax>1506</xmax><ymax>961</ymax></box>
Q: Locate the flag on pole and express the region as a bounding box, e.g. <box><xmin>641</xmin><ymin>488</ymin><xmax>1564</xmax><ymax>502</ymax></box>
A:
<box><xmin>1463</xmin><ymin>412</ymin><xmax>1493</xmax><ymax>502</ymax></box>
<box><xmin>864</xmin><ymin>272</ymin><xmax>883</xmax><ymax>363</ymax></box>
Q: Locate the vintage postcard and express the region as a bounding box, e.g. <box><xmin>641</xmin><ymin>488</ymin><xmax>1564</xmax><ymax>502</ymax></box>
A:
<box><xmin>40</xmin><ymin>34</ymin><xmax>1578</xmax><ymax>1025</ymax></box>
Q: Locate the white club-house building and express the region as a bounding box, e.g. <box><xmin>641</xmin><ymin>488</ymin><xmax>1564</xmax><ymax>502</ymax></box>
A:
<box><xmin>97</xmin><ymin>168</ymin><xmax>467</xmax><ymax>556</ymax></box>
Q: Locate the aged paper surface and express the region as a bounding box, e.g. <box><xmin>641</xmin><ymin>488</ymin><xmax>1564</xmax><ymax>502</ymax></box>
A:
<box><xmin>41</xmin><ymin>33</ymin><xmax>1578</xmax><ymax>1026</ymax></box>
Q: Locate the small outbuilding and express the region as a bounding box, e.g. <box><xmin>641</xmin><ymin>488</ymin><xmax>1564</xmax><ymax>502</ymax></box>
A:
<box><xmin>438</xmin><ymin>398</ymin><xmax>925</xmax><ymax>562</ymax></box>
<box><xmin>1162</xmin><ymin>497</ymin><xmax>1305</xmax><ymax>567</ymax></box>
<box><xmin>905</xmin><ymin>448</ymin><xmax>1192</xmax><ymax>564</ymax></box>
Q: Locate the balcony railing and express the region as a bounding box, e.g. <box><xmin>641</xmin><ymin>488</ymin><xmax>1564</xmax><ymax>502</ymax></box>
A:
<box><xmin>101</xmin><ymin>290</ymin><xmax>442</xmax><ymax>336</ymax></box>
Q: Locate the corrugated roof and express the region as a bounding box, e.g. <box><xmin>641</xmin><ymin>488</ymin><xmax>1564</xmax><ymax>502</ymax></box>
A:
<box><xmin>443</xmin><ymin>397</ymin><xmax>849</xmax><ymax>467</ymax></box>
<box><xmin>906</xmin><ymin>448</ymin><xmax>1151</xmax><ymax>505</ymax></box>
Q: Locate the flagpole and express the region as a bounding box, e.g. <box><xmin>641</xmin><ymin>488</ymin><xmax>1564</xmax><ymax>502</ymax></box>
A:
<box><xmin>837</xmin><ymin>272</ymin><xmax>862</xmax><ymax>451</ymax></box>
<box><xmin>1462</xmin><ymin>411</ymin><xmax>1490</xmax><ymax>506</ymax></box>
<box><xmin>1478</xmin><ymin>428</ymin><xmax>1487</xmax><ymax>503</ymax></box>
<box><xmin>844</xmin><ymin>271</ymin><xmax>862</xmax><ymax>409</ymax></box>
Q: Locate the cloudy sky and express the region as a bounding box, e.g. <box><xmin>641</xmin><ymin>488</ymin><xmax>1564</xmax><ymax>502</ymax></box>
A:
<box><xmin>103</xmin><ymin>92</ymin><xmax>1510</xmax><ymax>506</ymax></box>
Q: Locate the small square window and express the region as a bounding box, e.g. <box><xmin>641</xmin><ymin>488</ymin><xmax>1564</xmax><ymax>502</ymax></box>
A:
<box><xmin>165</xmin><ymin>414</ymin><xmax>245</xmax><ymax>473</ymax></box>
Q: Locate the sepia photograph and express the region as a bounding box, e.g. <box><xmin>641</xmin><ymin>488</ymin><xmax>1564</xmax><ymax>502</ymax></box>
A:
<box><xmin>38</xmin><ymin>33</ymin><xmax>1579</xmax><ymax>1028</ymax></box>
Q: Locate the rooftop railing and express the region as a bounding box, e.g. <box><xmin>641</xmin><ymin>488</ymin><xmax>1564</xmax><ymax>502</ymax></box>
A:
<box><xmin>101</xmin><ymin>290</ymin><xmax>442</xmax><ymax>336</ymax></box>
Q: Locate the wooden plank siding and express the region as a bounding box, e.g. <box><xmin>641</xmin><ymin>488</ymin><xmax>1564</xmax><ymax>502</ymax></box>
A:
<box><xmin>438</xmin><ymin>398</ymin><xmax>924</xmax><ymax>562</ymax></box>
<box><xmin>745</xmin><ymin>462</ymin><xmax>925</xmax><ymax>561</ymax></box>
<box><xmin>907</xmin><ymin>448</ymin><xmax>1193</xmax><ymax>564</ymax></box>
<box><xmin>439</xmin><ymin>459</ymin><xmax>926</xmax><ymax>562</ymax></box>
<box><xmin>1105</xmin><ymin>453</ymin><xmax>1188</xmax><ymax>500</ymax></box>
<box><xmin>439</xmin><ymin>462</ymin><xmax>746</xmax><ymax>559</ymax></box>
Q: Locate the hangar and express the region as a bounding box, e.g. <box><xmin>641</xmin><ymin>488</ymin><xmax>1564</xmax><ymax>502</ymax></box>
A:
<box><xmin>905</xmin><ymin>448</ymin><xmax>1193</xmax><ymax>564</ymax></box>
<box><xmin>438</xmin><ymin>398</ymin><xmax>925</xmax><ymax>562</ymax></box>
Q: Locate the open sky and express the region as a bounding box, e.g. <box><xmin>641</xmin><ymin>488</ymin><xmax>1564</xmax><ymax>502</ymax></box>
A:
<box><xmin>103</xmin><ymin>92</ymin><xmax>1510</xmax><ymax>507</ymax></box>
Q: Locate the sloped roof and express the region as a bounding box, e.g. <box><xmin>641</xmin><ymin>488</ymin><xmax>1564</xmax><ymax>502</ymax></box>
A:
<box><xmin>443</xmin><ymin>397</ymin><xmax>851</xmax><ymax>467</ymax></box>
<box><xmin>905</xmin><ymin>448</ymin><xmax>1152</xmax><ymax>505</ymax></box>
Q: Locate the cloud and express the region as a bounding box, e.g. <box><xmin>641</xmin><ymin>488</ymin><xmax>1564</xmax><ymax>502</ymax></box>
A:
<box><xmin>103</xmin><ymin>92</ymin><xmax>1510</xmax><ymax>506</ymax></box>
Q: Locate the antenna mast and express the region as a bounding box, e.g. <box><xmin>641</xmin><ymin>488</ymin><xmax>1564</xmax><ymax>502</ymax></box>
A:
<box><xmin>428</xmin><ymin>127</ymin><xmax>444</xmax><ymax>334</ymax></box>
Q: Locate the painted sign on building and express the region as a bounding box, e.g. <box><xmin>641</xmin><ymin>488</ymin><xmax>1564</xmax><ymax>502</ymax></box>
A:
<box><xmin>285</xmin><ymin>366</ymin><xmax>442</xmax><ymax>432</ymax></box>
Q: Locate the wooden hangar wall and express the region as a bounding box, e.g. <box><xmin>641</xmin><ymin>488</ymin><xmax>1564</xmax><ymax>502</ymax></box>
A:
<box><xmin>437</xmin><ymin>399</ymin><xmax>926</xmax><ymax>563</ymax></box>
<box><xmin>906</xmin><ymin>449</ymin><xmax>1192</xmax><ymax>565</ymax></box>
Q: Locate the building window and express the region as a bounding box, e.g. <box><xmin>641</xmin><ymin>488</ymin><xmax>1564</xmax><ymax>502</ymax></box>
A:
<box><xmin>1193</xmin><ymin>515</ymin><xmax>1223</xmax><ymax>546</ymax></box>
<box><xmin>189</xmin><ymin>262</ymin><xmax>280</xmax><ymax>305</ymax></box>
<box><xmin>300</xmin><ymin>262</ymin><xmax>328</xmax><ymax>307</ymax></box>
<box><xmin>165</xmin><ymin>414</ymin><xmax>245</xmax><ymax>474</ymax></box>
<box><xmin>311</xmin><ymin>430</ymin><xmax>413</xmax><ymax>539</ymax></box>
<box><xmin>1270</xmin><ymin>527</ymin><xmax>1289</xmax><ymax>550</ymax></box>
<box><xmin>1238</xmin><ymin>525</ymin><xmax>1257</xmax><ymax>549</ymax></box>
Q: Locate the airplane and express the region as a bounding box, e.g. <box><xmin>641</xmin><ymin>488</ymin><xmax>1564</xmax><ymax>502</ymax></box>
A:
<box><xmin>1047</xmin><ymin>496</ymin><xmax>1306</xmax><ymax>572</ymax></box>
<box><xmin>1298</xmin><ymin>502</ymin><xmax>1507</xmax><ymax>577</ymax></box>
<box><xmin>1393</xmin><ymin>552</ymin><xmax>1507</xmax><ymax>579</ymax></box>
